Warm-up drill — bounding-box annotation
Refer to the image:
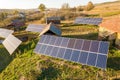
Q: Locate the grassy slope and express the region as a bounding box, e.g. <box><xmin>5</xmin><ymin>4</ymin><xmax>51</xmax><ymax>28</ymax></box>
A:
<box><xmin>87</xmin><ymin>1</ymin><xmax>120</xmax><ymax>18</ymax></box>
<box><xmin>0</xmin><ymin>24</ymin><xmax>120</xmax><ymax>80</ymax></box>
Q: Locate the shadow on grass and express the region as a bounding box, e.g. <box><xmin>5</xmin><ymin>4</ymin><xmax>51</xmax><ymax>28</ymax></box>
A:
<box><xmin>107</xmin><ymin>57</ymin><xmax>120</xmax><ymax>70</ymax></box>
<box><xmin>37</xmin><ymin>67</ymin><xmax>60</xmax><ymax>80</ymax></box>
<box><xmin>0</xmin><ymin>44</ymin><xmax>26</xmax><ymax>73</ymax></box>
<box><xmin>0</xmin><ymin>39</ymin><xmax>38</xmax><ymax>73</ymax></box>
<box><xmin>62</xmin><ymin>23</ymin><xmax>98</xmax><ymax>27</ymax></box>
<box><xmin>15</xmin><ymin>38</ymin><xmax>38</xmax><ymax>54</ymax></box>
<box><xmin>62</xmin><ymin>32</ymin><xmax>98</xmax><ymax>40</ymax></box>
<box><xmin>62</xmin><ymin>23</ymin><xmax>82</xmax><ymax>27</ymax></box>
<box><xmin>0</xmin><ymin>45</ymin><xmax>13</xmax><ymax>73</ymax></box>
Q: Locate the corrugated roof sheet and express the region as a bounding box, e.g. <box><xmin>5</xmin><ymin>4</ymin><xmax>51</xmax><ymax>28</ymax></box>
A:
<box><xmin>99</xmin><ymin>18</ymin><xmax>120</xmax><ymax>33</ymax></box>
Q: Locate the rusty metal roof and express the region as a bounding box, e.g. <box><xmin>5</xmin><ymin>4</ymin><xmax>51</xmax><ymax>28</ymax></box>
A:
<box><xmin>99</xmin><ymin>18</ymin><xmax>120</xmax><ymax>33</ymax></box>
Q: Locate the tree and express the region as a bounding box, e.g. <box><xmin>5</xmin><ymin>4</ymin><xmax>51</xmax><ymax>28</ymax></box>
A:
<box><xmin>38</xmin><ymin>4</ymin><xmax>46</xmax><ymax>11</ymax></box>
<box><xmin>85</xmin><ymin>1</ymin><xmax>94</xmax><ymax>11</ymax></box>
<box><xmin>61</xmin><ymin>3</ymin><xmax>70</xmax><ymax>10</ymax></box>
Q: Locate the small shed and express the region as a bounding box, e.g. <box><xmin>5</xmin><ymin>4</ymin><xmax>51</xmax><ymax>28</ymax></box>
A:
<box><xmin>99</xmin><ymin>18</ymin><xmax>120</xmax><ymax>49</ymax></box>
<box><xmin>46</xmin><ymin>17</ymin><xmax>61</xmax><ymax>24</ymax></box>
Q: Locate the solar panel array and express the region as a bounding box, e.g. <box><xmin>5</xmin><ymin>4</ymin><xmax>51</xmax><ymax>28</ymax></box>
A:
<box><xmin>0</xmin><ymin>28</ymin><xmax>14</xmax><ymax>38</ymax></box>
<box><xmin>74</xmin><ymin>17</ymin><xmax>102</xmax><ymax>25</ymax></box>
<box><xmin>2</xmin><ymin>34</ymin><xmax>22</xmax><ymax>55</ymax></box>
<box><xmin>34</xmin><ymin>35</ymin><xmax>109</xmax><ymax>69</ymax></box>
<box><xmin>26</xmin><ymin>24</ymin><xmax>46</xmax><ymax>33</ymax></box>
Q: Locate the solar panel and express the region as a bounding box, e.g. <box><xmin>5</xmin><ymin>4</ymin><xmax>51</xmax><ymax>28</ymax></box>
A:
<box><xmin>26</xmin><ymin>24</ymin><xmax>46</xmax><ymax>33</ymax></box>
<box><xmin>0</xmin><ymin>28</ymin><xmax>14</xmax><ymax>38</ymax></box>
<box><xmin>34</xmin><ymin>35</ymin><xmax>109</xmax><ymax>69</ymax></box>
<box><xmin>0</xmin><ymin>40</ymin><xmax>3</xmax><ymax>44</ymax></box>
<box><xmin>26</xmin><ymin>23</ymin><xmax>61</xmax><ymax>36</ymax></box>
<box><xmin>2</xmin><ymin>34</ymin><xmax>22</xmax><ymax>55</ymax></box>
<box><xmin>49</xmin><ymin>24</ymin><xmax>62</xmax><ymax>36</ymax></box>
<box><xmin>74</xmin><ymin>17</ymin><xmax>102</xmax><ymax>25</ymax></box>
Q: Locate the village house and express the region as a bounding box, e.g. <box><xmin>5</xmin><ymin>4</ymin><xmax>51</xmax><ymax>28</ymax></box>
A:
<box><xmin>98</xmin><ymin>18</ymin><xmax>120</xmax><ymax>49</ymax></box>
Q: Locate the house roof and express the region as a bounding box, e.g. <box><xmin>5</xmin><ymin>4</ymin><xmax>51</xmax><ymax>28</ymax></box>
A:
<box><xmin>12</xmin><ymin>19</ymin><xmax>24</xmax><ymax>23</ymax></box>
<box><xmin>99</xmin><ymin>18</ymin><xmax>120</xmax><ymax>33</ymax></box>
<box><xmin>11</xmin><ymin>19</ymin><xmax>25</xmax><ymax>27</ymax></box>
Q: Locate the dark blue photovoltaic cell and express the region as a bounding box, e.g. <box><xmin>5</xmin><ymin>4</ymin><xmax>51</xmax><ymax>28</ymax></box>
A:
<box><xmin>54</xmin><ymin>37</ymin><xmax>63</xmax><ymax>46</ymax></box>
<box><xmin>67</xmin><ymin>39</ymin><xmax>76</xmax><ymax>48</ymax></box>
<box><xmin>39</xmin><ymin>44</ymin><xmax>47</xmax><ymax>54</ymax></box>
<box><xmin>82</xmin><ymin>40</ymin><xmax>91</xmax><ymax>51</ymax></box>
<box><xmin>74</xmin><ymin>39</ymin><xmax>83</xmax><ymax>50</ymax></box>
<box><xmin>40</xmin><ymin>35</ymin><xmax>46</xmax><ymax>43</ymax></box>
<box><xmin>87</xmin><ymin>53</ymin><xmax>97</xmax><ymax>66</ymax></box>
<box><xmin>60</xmin><ymin>38</ymin><xmax>69</xmax><ymax>47</ymax></box>
<box><xmin>57</xmin><ymin>48</ymin><xmax>65</xmax><ymax>58</ymax></box>
<box><xmin>34</xmin><ymin>44</ymin><xmax>42</xmax><ymax>53</ymax></box>
<box><xmin>78</xmin><ymin>51</ymin><xmax>88</xmax><ymax>64</ymax></box>
<box><xmin>90</xmin><ymin>41</ymin><xmax>99</xmax><ymax>52</ymax></box>
<box><xmin>45</xmin><ymin>46</ymin><xmax>53</xmax><ymax>55</ymax></box>
<box><xmin>49</xmin><ymin>36</ymin><xmax>57</xmax><ymax>45</ymax></box>
<box><xmin>50</xmin><ymin>47</ymin><xmax>59</xmax><ymax>57</ymax></box>
<box><xmin>64</xmin><ymin>49</ymin><xmax>72</xmax><ymax>60</ymax></box>
<box><xmin>70</xmin><ymin>50</ymin><xmax>80</xmax><ymax>62</ymax></box>
<box><xmin>96</xmin><ymin>55</ymin><xmax>107</xmax><ymax>69</ymax></box>
<box><xmin>99</xmin><ymin>42</ymin><xmax>109</xmax><ymax>54</ymax></box>
<box><xmin>44</xmin><ymin>35</ymin><xmax>51</xmax><ymax>44</ymax></box>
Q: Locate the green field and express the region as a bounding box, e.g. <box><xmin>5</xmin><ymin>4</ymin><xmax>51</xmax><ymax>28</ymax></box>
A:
<box><xmin>0</xmin><ymin>24</ymin><xmax>120</xmax><ymax>80</ymax></box>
